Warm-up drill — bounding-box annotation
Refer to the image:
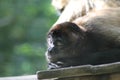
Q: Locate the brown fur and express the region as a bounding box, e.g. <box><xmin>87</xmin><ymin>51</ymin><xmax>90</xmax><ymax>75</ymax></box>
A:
<box><xmin>46</xmin><ymin>8</ymin><xmax>120</xmax><ymax>69</ymax></box>
<box><xmin>74</xmin><ymin>8</ymin><xmax>120</xmax><ymax>43</ymax></box>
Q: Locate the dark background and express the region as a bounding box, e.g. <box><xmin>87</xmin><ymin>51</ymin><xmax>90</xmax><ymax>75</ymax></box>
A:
<box><xmin>0</xmin><ymin>0</ymin><xmax>57</xmax><ymax>76</ymax></box>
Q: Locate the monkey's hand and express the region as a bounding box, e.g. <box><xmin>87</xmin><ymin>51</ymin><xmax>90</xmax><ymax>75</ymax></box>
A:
<box><xmin>48</xmin><ymin>61</ymin><xmax>64</xmax><ymax>69</ymax></box>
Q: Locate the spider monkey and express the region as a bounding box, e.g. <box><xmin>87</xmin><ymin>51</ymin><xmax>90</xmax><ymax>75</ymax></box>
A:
<box><xmin>46</xmin><ymin>8</ymin><xmax>120</xmax><ymax>69</ymax></box>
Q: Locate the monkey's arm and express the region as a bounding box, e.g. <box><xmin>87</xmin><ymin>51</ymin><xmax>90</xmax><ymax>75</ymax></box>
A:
<box><xmin>84</xmin><ymin>49</ymin><xmax>120</xmax><ymax>65</ymax></box>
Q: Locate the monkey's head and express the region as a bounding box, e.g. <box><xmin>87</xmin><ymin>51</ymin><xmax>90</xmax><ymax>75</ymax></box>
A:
<box><xmin>46</xmin><ymin>22</ymin><xmax>94</xmax><ymax>68</ymax></box>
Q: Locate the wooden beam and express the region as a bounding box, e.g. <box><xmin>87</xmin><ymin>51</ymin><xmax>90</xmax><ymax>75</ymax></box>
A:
<box><xmin>37</xmin><ymin>62</ymin><xmax>120</xmax><ymax>79</ymax></box>
<box><xmin>0</xmin><ymin>75</ymin><xmax>37</xmax><ymax>80</ymax></box>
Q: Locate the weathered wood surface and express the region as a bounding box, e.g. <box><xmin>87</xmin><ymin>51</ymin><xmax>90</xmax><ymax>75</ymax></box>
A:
<box><xmin>37</xmin><ymin>62</ymin><xmax>120</xmax><ymax>80</ymax></box>
<box><xmin>0</xmin><ymin>75</ymin><xmax>37</xmax><ymax>80</ymax></box>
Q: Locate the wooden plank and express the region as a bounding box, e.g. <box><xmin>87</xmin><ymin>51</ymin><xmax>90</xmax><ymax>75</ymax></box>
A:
<box><xmin>0</xmin><ymin>75</ymin><xmax>37</xmax><ymax>80</ymax></box>
<box><xmin>37</xmin><ymin>62</ymin><xmax>120</xmax><ymax>79</ymax></box>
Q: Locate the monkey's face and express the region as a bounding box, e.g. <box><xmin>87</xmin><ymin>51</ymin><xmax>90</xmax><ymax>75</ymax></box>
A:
<box><xmin>46</xmin><ymin>22</ymin><xmax>86</xmax><ymax>65</ymax></box>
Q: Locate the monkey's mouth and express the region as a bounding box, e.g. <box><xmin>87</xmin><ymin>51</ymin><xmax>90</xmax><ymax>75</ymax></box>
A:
<box><xmin>46</xmin><ymin>52</ymin><xmax>60</xmax><ymax>62</ymax></box>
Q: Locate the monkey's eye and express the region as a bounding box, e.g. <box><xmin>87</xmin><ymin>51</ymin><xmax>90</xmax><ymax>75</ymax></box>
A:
<box><xmin>54</xmin><ymin>41</ymin><xmax>63</xmax><ymax>46</ymax></box>
<box><xmin>54</xmin><ymin>37</ymin><xmax>64</xmax><ymax>46</ymax></box>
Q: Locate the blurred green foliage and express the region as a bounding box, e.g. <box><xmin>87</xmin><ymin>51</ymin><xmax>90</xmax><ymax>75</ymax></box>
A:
<box><xmin>0</xmin><ymin>0</ymin><xmax>57</xmax><ymax>76</ymax></box>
